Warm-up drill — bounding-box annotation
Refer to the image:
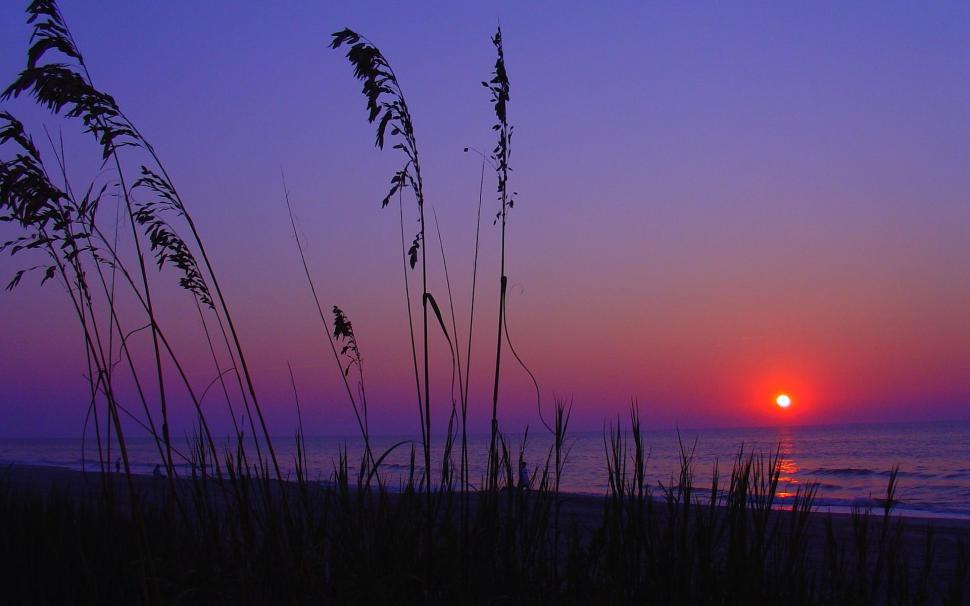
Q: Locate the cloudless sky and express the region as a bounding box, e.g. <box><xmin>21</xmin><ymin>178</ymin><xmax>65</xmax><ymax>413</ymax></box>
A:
<box><xmin>1</xmin><ymin>1</ymin><xmax>968</xmax><ymax>438</ymax></box>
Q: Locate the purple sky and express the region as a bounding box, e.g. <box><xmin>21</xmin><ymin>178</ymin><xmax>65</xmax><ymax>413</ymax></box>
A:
<box><xmin>1</xmin><ymin>1</ymin><xmax>968</xmax><ymax>438</ymax></box>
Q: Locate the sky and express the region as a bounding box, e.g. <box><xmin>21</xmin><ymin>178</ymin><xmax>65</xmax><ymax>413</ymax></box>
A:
<box><xmin>1</xmin><ymin>1</ymin><xmax>968</xmax><ymax>438</ymax></box>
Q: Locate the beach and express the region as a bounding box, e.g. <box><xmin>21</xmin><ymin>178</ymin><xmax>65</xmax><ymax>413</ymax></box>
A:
<box><xmin>5</xmin><ymin>422</ymin><xmax>970</xmax><ymax>518</ymax></box>
<box><xmin>4</xmin><ymin>461</ymin><xmax>969</xmax><ymax>600</ymax></box>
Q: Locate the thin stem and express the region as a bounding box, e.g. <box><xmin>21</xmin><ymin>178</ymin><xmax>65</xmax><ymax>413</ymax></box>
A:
<box><xmin>280</xmin><ymin>171</ymin><xmax>374</xmax><ymax>470</ymax></box>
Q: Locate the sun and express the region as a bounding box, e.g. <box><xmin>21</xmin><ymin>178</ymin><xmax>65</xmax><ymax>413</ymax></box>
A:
<box><xmin>775</xmin><ymin>394</ymin><xmax>792</xmax><ymax>409</ymax></box>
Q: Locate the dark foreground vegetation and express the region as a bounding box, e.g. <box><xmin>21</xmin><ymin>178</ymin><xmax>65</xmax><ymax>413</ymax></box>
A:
<box><xmin>2</xmin><ymin>441</ymin><xmax>969</xmax><ymax>605</ymax></box>
<box><xmin>1</xmin><ymin>2</ymin><xmax>968</xmax><ymax>604</ymax></box>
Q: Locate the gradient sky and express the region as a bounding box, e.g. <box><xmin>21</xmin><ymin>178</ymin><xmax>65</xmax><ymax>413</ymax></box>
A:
<box><xmin>1</xmin><ymin>1</ymin><xmax>968</xmax><ymax>438</ymax></box>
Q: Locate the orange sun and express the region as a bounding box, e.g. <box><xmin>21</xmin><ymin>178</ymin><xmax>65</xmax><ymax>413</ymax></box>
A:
<box><xmin>775</xmin><ymin>394</ymin><xmax>792</xmax><ymax>409</ymax></box>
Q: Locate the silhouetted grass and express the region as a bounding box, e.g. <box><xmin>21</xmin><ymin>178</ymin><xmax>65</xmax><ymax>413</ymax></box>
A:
<box><xmin>2</xmin><ymin>433</ymin><xmax>968</xmax><ymax>605</ymax></box>
<box><xmin>486</xmin><ymin>25</ymin><xmax>515</xmax><ymax>494</ymax></box>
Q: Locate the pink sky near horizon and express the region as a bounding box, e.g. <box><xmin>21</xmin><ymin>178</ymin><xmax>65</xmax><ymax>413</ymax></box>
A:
<box><xmin>1</xmin><ymin>2</ymin><xmax>969</xmax><ymax>439</ymax></box>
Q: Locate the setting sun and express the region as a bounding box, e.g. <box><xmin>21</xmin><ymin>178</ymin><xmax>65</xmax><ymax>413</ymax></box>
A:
<box><xmin>776</xmin><ymin>394</ymin><xmax>792</xmax><ymax>409</ymax></box>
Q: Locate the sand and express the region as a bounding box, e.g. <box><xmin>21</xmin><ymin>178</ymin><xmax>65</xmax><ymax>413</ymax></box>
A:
<box><xmin>3</xmin><ymin>462</ymin><xmax>969</xmax><ymax>586</ymax></box>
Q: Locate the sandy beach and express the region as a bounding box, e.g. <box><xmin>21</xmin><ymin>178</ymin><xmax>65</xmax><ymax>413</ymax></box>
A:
<box><xmin>5</xmin><ymin>462</ymin><xmax>969</xmax><ymax>585</ymax></box>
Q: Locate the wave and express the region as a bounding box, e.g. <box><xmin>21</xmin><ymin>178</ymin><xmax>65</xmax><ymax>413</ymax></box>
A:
<box><xmin>808</xmin><ymin>467</ymin><xmax>877</xmax><ymax>476</ymax></box>
<box><xmin>807</xmin><ymin>496</ymin><xmax>970</xmax><ymax>519</ymax></box>
<box><xmin>804</xmin><ymin>467</ymin><xmax>937</xmax><ymax>480</ymax></box>
<box><xmin>941</xmin><ymin>470</ymin><xmax>970</xmax><ymax>480</ymax></box>
<box><xmin>812</xmin><ymin>482</ymin><xmax>843</xmax><ymax>491</ymax></box>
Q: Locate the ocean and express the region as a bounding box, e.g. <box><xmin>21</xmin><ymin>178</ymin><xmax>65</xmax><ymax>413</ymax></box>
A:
<box><xmin>2</xmin><ymin>421</ymin><xmax>968</xmax><ymax>519</ymax></box>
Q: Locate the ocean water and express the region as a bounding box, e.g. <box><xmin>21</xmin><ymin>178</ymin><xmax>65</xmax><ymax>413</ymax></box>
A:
<box><xmin>2</xmin><ymin>421</ymin><xmax>968</xmax><ymax>519</ymax></box>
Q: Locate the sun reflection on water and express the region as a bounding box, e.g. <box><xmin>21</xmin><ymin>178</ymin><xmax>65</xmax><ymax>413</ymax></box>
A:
<box><xmin>775</xmin><ymin>428</ymin><xmax>801</xmax><ymax>500</ymax></box>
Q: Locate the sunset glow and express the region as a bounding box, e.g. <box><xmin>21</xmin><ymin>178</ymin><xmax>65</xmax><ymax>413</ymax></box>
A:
<box><xmin>0</xmin><ymin>3</ymin><xmax>968</xmax><ymax>438</ymax></box>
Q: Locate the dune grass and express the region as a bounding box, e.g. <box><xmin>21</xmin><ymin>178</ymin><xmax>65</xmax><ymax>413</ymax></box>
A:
<box><xmin>1</xmin><ymin>426</ymin><xmax>968</xmax><ymax>604</ymax></box>
<box><xmin>0</xmin><ymin>2</ymin><xmax>968</xmax><ymax>604</ymax></box>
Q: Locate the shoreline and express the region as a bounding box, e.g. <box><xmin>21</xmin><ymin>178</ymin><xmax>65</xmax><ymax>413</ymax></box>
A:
<box><xmin>4</xmin><ymin>461</ymin><xmax>970</xmax><ymax>530</ymax></box>
<box><xmin>3</xmin><ymin>461</ymin><xmax>969</xmax><ymax>600</ymax></box>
